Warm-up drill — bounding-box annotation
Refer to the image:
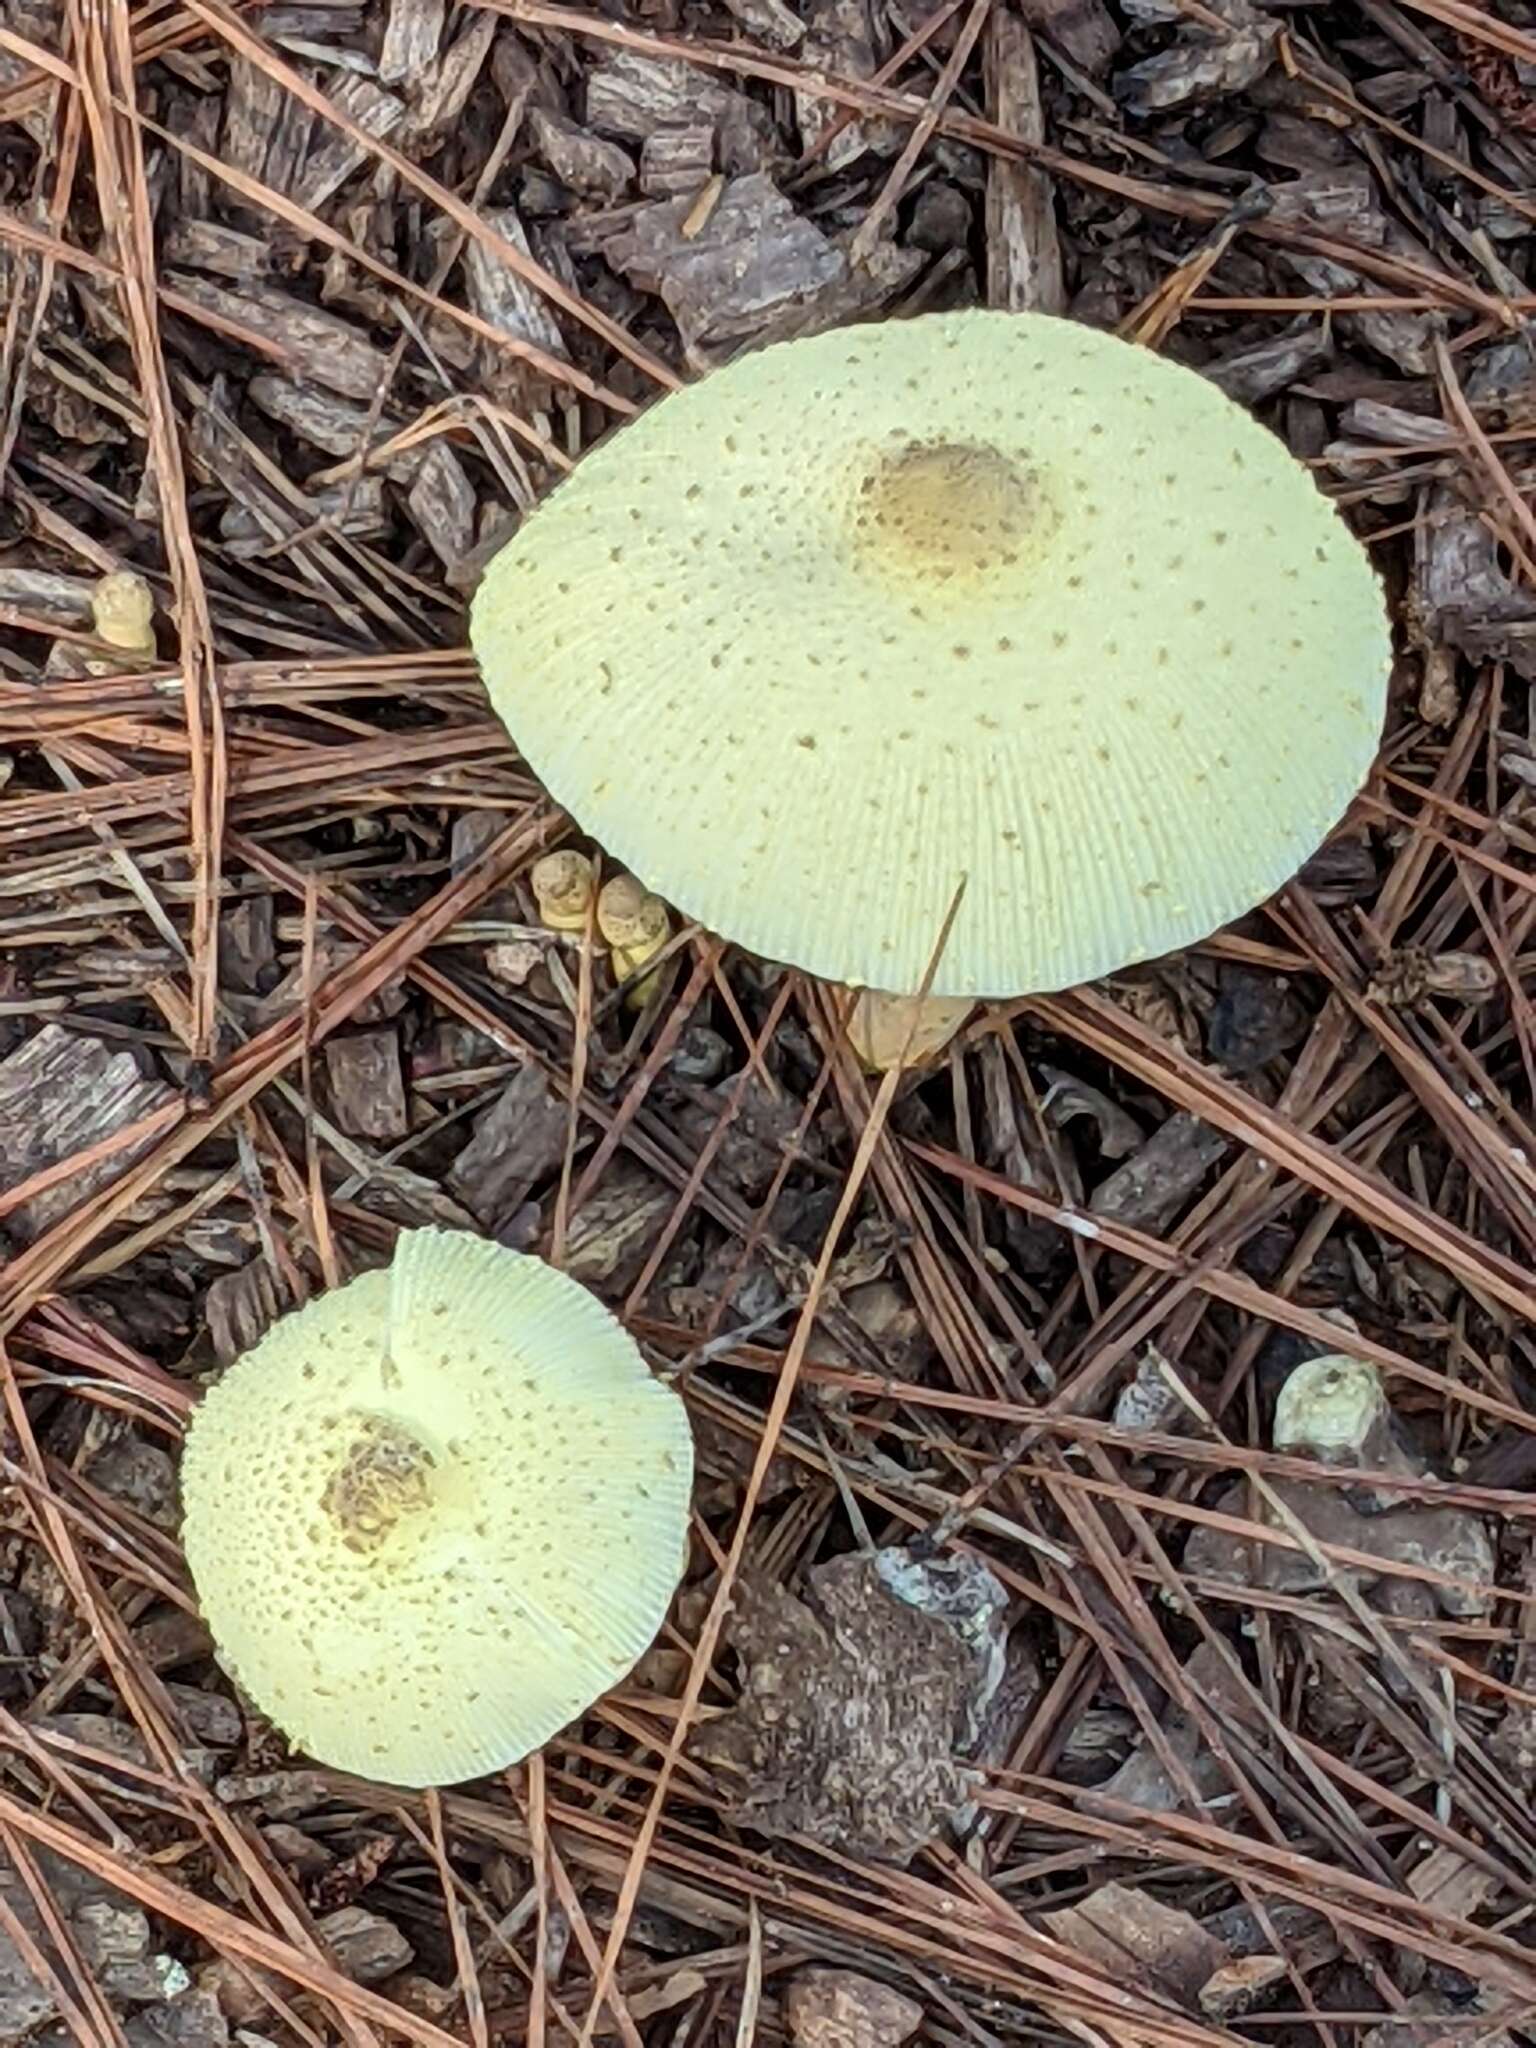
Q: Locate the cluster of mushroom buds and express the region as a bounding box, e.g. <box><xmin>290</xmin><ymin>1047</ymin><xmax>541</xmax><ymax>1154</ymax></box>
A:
<box><xmin>528</xmin><ymin>849</ymin><xmax>672</xmax><ymax>1009</ymax></box>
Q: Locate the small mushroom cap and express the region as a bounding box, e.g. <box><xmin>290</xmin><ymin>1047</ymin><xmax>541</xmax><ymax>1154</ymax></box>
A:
<box><xmin>91</xmin><ymin>571</ymin><xmax>155</xmax><ymax>654</ymax></box>
<box><xmin>596</xmin><ymin>873</ymin><xmax>667</xmax><ymax>953</ymax></box>
<box><xmin>472</xmin><ymin>311</ymin><xmax>1390</xmax><ymax>999</ymax></box>
<box><xmin>180</xmin><ymin>1229</ymin><xmax>693</xmax><ymax>1787</ymax></box>
<box><xmin>1273</xmin><ymin>1353</ymin><xmax>1387</xmax><ymax>1457</ymax></box>
<box><xmin>531</xmin><ymin>848</ymin><xmax>596</xmax><ymax>933</ymax></box>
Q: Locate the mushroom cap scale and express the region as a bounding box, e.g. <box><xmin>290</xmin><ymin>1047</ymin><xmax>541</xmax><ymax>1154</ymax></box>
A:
<box><xmin>471</xmin><ymin>309</ymin><xmax>1391</xmax><ymax>1000</ymax></box>
<box><xmin>180</xmin><ymin>1228</ymin><xmax>693</xmax><ymax>1788</ymax></box>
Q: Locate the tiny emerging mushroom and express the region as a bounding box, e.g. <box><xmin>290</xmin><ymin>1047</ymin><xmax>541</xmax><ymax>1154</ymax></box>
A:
<box><xmin>470</xmin><ymin>310</ymin><xmax>1391</xmax><ymax>1001</ymax></box>
<box><xmin>179</xmin><ymin>1227</ymin><xmax>693</xmax><ymax>1787</ymax></box>
<box><xmin>597</xmin><ymin>871</ymin><xmax>672</xmax><ymax>1007</ymax></box>
<box><xmin>91</xmin><ymin>569</ymin><xmax>156</xmax><ymax>660</ymax></box>
<box><xmin>1273</xmin><ymin>1351</ymin><xmax>1392</xmax><ymax>1464</ymax></box>
<box><xmin>530</xmin><ymin>848</ymin><xmax>596</xmax><ymax>934</ymax></box>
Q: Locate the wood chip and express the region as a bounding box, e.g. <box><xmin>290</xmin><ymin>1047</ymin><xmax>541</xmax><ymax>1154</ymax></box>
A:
<box><xmin>292</xmin><ymin>74</ymin><xmax>405</xmax><ymax>213</ymax></box>
<box><xmin>530</xmin><ymin>105</ymin><xmax>635</xmax><ymax>201</ymax></box>
<box><xmin>446</xmin><ymin>1060</ymin><xmax>568</xmax><ymax>1229</ymax></box>
<box><xmin>1016</xmin><ymin>0</ymin><xmax>1121</xmax><ymax>74</ymax></box>
<box><xmin>601</xmin><ymin>172</ymin><xmax>918</xmax><ymax>368</ymax></box>
<box><xmin>985</xmin><ymin>9</ymin><xmax>1065</xmax><ymax>314</ymax></box>
<box><xmin>165</xmin><ymin>276</ymin><xmax>392</xmax><ymax>400</ymax></box>
<box><xmin>1040</xmin><ymin>1883</ymin><xmax>1228</xmax><ymax>2012</ymax></box>
<box><xmin>786</xmin><ymin>1968</ymin><xmax>923</xmax><ymax>2048</ymax></box>
<box><xmin>378</xmin><ymin>0</ymin><xmax>444</xmax><ymax>87</ymax></box>
<box><xmin>246</xmin><ymin>374</ymin><xmax>420</xmax><ymax>481</ymax></box>
<box><xmin>324</xmin><ymin>1028</ymin><xmax>408</xmax><ymax>1142</ymax></box>
<box><xmin>161</xmin><ymin>219</ymin><xmax>275</xmax><ymax>283</ymax></box>
<box><xmin>796</xmin><ymin>0</ymin><xmax>901</xmax><ymax>165</ymax></box>
<box><xmin>586</xmin><ymin>48</ymin><xmax>779</xmax><ymax>171</ymax></box>
<box><xmin>464</xmin><ymin>204</ymin><xmax>570</xmax><ymax>362</ymax></box>
<box><xmin>406</xmin><ymin>442</ymin><xmax>477</xmax><ymax>573</ymax></box>
<box><xmin>639</xmin><ymin>123</ymin><xmax>716</xmax><ymax>198</ymax></box>
<box><xmin>1088</xmin><ymin>1111</ymin><xmax>1229</xmax><ymax>1231</ymax></box>
<box><xmin>0</xmin><ymin>1025</ymin><xmax>175</xmax><ymax>1244</ymax></box>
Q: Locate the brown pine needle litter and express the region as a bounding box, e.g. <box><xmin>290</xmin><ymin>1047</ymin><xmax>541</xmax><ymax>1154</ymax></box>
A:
<box><xmin>1</xmin><ymin>0</ymin><xmax>1535</xmax><ymax>2040</ymax></box>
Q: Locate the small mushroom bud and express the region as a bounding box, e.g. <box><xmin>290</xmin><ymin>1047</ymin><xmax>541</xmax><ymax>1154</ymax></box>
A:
<box><xmin>597</xmin><ymin>873</ymin><xmax>671</xmax><ymax>1006</ymax></box>
<box><xmin>530</xmin><ymin>849</ymin><xmax>596</xmax><ymax>934</ymax></box>
<box><xmin>90</xmin><ymin>571</ymin><xmax>156</xmax><ymax>659</ymax></box>
<box><xmin>1273</xmin><ymin>1353</ymin><xmax>1391</xmax><ymax>1465</ymax></box>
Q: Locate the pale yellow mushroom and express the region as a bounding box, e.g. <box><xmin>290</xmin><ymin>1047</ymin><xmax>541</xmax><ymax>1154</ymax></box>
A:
<box><xmin>530</xmin><ymin>848</ymin><xmax>596</xmax><ymax>934</ymax></box>
<box><xmin>597</xmin><ymin>872</ymin><xmax>672</xmax><ymax>1006</ymax></box>
<box><xmin>91</xmin><ymin>570</ymin><xmax>156</xmax><ymax>658</ymax></box>
<box><xmin>471</xmin><ymin>311</ymin><xmax>1391</xmax><ymax>1000</ymax></box>
<box><xmin>179</xmin><ymin>1227</ymin><xmax>693</xmax><ymax>1787</ymax></box>
<box><xmin>844</xmin><ymin>990</ymin><xmax>974</xmax><ymax>1072</ymax></box>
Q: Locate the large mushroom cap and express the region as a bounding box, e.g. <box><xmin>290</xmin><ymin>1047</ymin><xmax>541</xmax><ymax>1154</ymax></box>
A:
<box><xmin>180</xmin><ymin>1228</ymin><xmax>693</xmax><ymax>1787</ymax></box>
<box><xmin>471</xmin><ymin>310</ymin><xmax>1390</xmax><ymax>999</ymax></box>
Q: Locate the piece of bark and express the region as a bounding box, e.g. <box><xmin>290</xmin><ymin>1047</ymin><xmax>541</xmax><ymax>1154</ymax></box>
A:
<box><xmin>218</xmin><ymin>895</ymin><xmax>277</xmax><ymax>996</ymax></box>
<box><xmin>0</xmin><ymin>1844</ymin><xmax>155</xmax><ymax>2042</ymax></box>
<box><xmin>222</xmin><ymin>55</ymin><xmax>313</xmax><ymax>200</ymax></box>
<box><xmin>252</xmin><ymin>935</ymin><xmax>406</xmax><ymax>1028</ymax></box>
<box><xmin>1186</xmin><ymin>1475</ymin><xmax>1494</xmax><ymax>1617</ymax></box>
<box><xmin>378</xmin><ymin>0</ymin><xmax>444</xmax><ymax>85</ymax></box>
<box><xmin>601</xmin><ymin>173</ymin><xmax>917</xmax><ymax>368</ymax></box>
<box><xmin>1205</xmin><ymin>320</ymin><xmax>1330</xmax><ymax>403</ymax></box>
<box><xmin>1040</xmin><ymin>1883</ymin><xmax>1228</xmax><ymax>2012</ymax></box>
<box><xmin>722</xmin><ymin>0</ymin><xmax>803</xmax><ymax>42</ymax></box>
<box><xmin>292</xmin><ymin>74</ymin><xmax>404</xmax><ymax>212</ymax></box>
<box><xmin>464</xmin><ymin>204</ymin><xmax>569</xmax><ymax>362</ymax></box>
<box><xmin>1088</xmin><ymin>1112</ymin><xmax>1229</xmax><ymax>1232</ymax></box>
<box><xmin>247</xmin><ymin>375</ymin><xmax>419</xmax><ymax>482</ymax></box>
<box><xmin>529</xmin><ymin>105</ymin><xmax>635</xmax><ymax>200</ymax></box>
<box><xmin>164</xmin><ymin>276</ymin><xmax>391</xmax><ymax>400</ymax></box>
<box><xmin>406</xmin><ymin>442</ymin><xmax>477</xmax><ymax>575</ymax></box>
<box><xmin>324</xmin><ymin>1029</ymin><xmax>408</xmax><ymax>1142</ymax></box>
<box><xmin>446</xmin><ymin>1060</ymin><xmax>568</xmax><ymax>1229</ymax></box>
<box><xmin>586</xmin><ymin>48</ymin><xmax>779</xmax><ymax>171</ymax></box>
<box><xmin>221</xmin><ymin>475</ymin><xmax>388</xmax><ymax>553</ymax></box>
<box><xmin>82</xmin><ymin>1430</ymin><xmax>179</xmax><ymax>1531</ymax></box>
<box><xmin>1016</xmin><ymin>0</ymin><xmax>1120</xmax><ymax>74</ymax></box>
<box><xmin>693</xmin><ymin>1547</ymin><xmax>1007</xmax><ymax>1862</ymax></box>
<box><xmin>161</xmin><ymin>219</ymin><xmax>274</xmax><ymax>282</ymax></box>
<box><xmin>796</xmin><ymin>0</ymin><xmax>901</xmax><ymax>165</ymax></box>
<box><xmin>786</xmin><ymin>1969</ymin><xmax>923</xmax><ymax>2048</ymax></box>
<box><xmin>0</xmin><ymin>569</ymin><xmax>94</xmax><ymax>623</ymax></box>
<box><xmin>563</xmin><ymin>1157</ymin><xmax>674</xmax><ymax>1297</ymax></box>
<box><xmin>1413</xmin><ymin>480</ymin><xmax>1536</xmax><ymax>679</ymax></box>
<box><xmin>204</xmin><ymin>1258</ymin><xmax>289</xmax><ymax>1367</ymax></box>
<box><xmin>0</xmin><ymin>1025</ymin><xmax>174</xmax><ymax>1244</ymax></box>
<box><xmin>639</xmin><ymin>124</ymin><xmax>715</xmax><ymax>197</ymax></box>
<box><xmin>985</xmin><ymin>9</ymin><xmax>1065</xmax><ymax>314</ymax></box>
<box><xmin>1095</xmin><ymin>1640</ymin><xmax>1251</xmax><ymax>1811</ymax></box>
<box><xmin>1285</xmin><ymin>254</ymin><xmax>1441</xmax><ymax>377</ymax></box>
<box><xmin>318</xmin><ymin>1906</ymin><xmax>413</xmax><ymax>1984</ymax></box>
<box><xmin>1117</xmin><ymin>16</ymin><xmax>1279</xmax><ymax>113</ymax></box>
<box><xmin>400</xmin><ymin>10</ymin><xmax>496</xmax><ymax>146</ymax></box>
<box><xmin>1206</xmin><ymin>962</ymin><xmax>1309</xmax><ymax>1072</ymax></box>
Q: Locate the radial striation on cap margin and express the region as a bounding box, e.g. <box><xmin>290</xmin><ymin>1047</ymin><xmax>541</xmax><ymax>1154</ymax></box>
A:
<box><xmin>180</xmin><ymin>1228</ymin><xmax>694</xmax><ymax>1788</ymax></box>
<box><xmin>471</xmin><ymin>310</ymin><xmax>1392</xmax><ymax>1000</ymax></box>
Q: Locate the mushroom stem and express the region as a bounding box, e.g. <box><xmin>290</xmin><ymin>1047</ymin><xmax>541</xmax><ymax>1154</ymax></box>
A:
<box><xmin>844</xmin><ymin>989</ymin><xmax>974</xmax><ymax>1072</ymax></box>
